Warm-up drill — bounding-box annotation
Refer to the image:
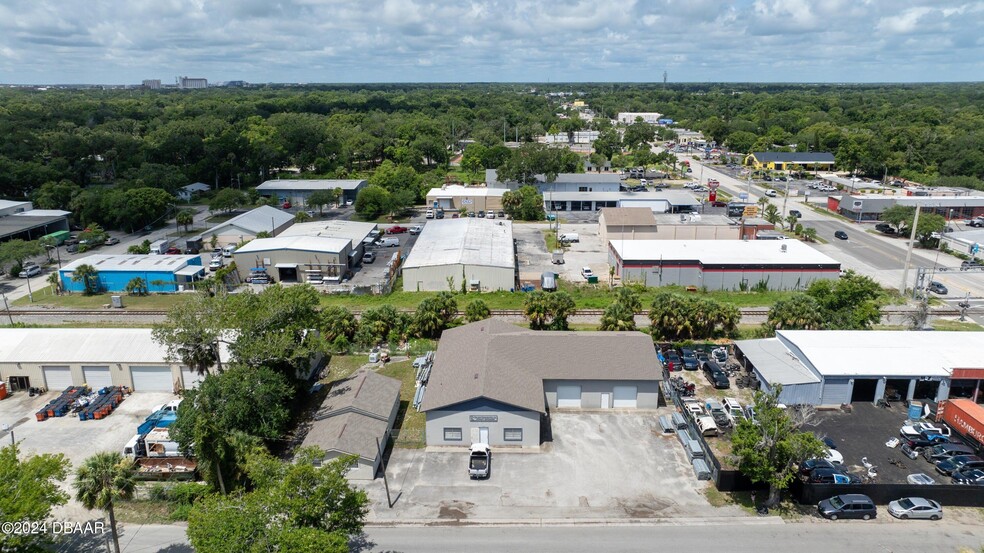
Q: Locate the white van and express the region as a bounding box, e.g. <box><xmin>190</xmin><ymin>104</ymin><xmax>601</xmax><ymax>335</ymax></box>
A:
<box><xmin>696</xmin><ymin>416</ymin><xmax>720</xmax><ymax>437</ymax></box>
<box><xmin>222</xmin><ymin>244</ymin><xmax>236</xmax><ymax>258</ymax></box>
<box><xmin>558</xmin><ymin>233</ymin><xmax>579</xmax><ymax>243</ymax></box>
<box><xmin>149</xmin><ymin>239</ymin><xmax>169</xmax><ymax>255</ymax></box>
<box><xmin>379</xmin><ymin>237</ymin><xmax>399</xmax><ymax>247</ymax></box>
<box><xmin>122</xmin><ymin>434</ymin><xmax>142</xmax><ymax>458</ymax></box>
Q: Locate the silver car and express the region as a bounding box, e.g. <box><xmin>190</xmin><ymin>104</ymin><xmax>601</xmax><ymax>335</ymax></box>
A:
<box><xmin>887</xmin><ymin>497</ymin><xmax>942</xmax><ymax>520</ymax></box>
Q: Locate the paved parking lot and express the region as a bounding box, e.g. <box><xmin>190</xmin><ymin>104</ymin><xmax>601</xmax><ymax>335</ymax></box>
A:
<box><xmin>0</xmin><ymin>389</ymin><xmax>178</xmax><ymax>466</ymax></box>
<box><xmin>362</xmin><ymin>412</ymin><xmax>746</xmax><ymax>522</ymax></box>
<box><xmin>514</xmin><ymin>223</ymin><xmax>611</xmax><ymax>285</ymax></box>
<box><xmin>813</xmin><ymin>402</ymin><xmax>936</xmax><ymax>484</ymax></box>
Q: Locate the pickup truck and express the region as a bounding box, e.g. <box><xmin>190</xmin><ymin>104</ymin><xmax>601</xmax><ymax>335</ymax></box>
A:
<box><xmin>469</xmin><ymin>443</ymin><xmax>491</xmax><ymax>479</ymax></box>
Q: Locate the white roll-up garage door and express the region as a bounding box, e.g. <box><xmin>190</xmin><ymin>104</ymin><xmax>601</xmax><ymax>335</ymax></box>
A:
<box><xmin>131</xmin><ymin>366</ymin><xmax>173</xmax><ymax>392</ymax></box>
<box><xmin>613</xmin><ymin>386</ymin><xmax>638</xmax><ymax>408</ymax></box>
<box><xmin>82</xmin><ymin>366</ymin><xmax>112</xmax><ymax>389</ymax></box>
<box><xmin>181</xmin><ymin>367</ymin><xmax>204</xmax><ymax>390</ymax></box>
<box><xmin>556</xmin><ymin>385</ymin><xmax>582</xmax><ymax>408</ymax></box>
<box><xmin>43</xmin><ymin>366</ymin><xmax>72</xmax><ymax>391</ymax></box>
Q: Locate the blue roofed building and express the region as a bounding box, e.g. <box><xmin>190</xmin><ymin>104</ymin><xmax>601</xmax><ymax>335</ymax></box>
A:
<box><xmin>59</xmin><ymin>254</ymin><xmax>205</xmax><ymax>293</ymax></box>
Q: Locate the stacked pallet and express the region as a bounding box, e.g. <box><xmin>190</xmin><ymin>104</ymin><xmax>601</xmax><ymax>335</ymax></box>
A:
<box><xmin>36</xmin><ymin>386</ymin><xmax>89</xmax><ymax>421</ymax></box>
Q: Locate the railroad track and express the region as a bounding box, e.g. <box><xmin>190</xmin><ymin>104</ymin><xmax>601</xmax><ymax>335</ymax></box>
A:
<box><xmin>3</xmin><ymin>306</ymin><xmax>962</xmax><ymax>318</ymax></box>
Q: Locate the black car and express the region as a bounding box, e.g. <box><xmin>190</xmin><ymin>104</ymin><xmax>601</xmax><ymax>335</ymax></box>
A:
<box><xmin>834</xmin><ymin>230</ymin><xmax>848</xmax><ymax>240</ymax></box>
<box><xmin>906</xmin><ymin>432</ymin><xmax>951</xmax><ymax>449</ymax></box>
<box><xmin>680</xmin><ymin>348</ymin><xmax>699</xmax><ymax>371</ymax></box>
<box><xmin>799</xmin><ymin>458</ymin><xmax>835</xmax><ymax>477</ymax></box>
<box><xmin>951</xmin><ymin>467</ymin><xmax>984</xmax><ymax>485</ymax></box>
<box><xmin>663</xmin><ymin>351</ymin><xmax>682</xmax><ymax>372</ymax></box>
<box><xmin>65</xmin><ymin>243</ymin><xmax>79</xmax><ymax>253</ymax></box>
<box><xmin>695</xmin><ymin>351</ymin><xmax>709</xmax><ymax>364</ymax></box>
<box><xmin>810</xmin><ymin>468</ymin><xmax>858</xmax><ymax>484</ymax></box>
<box><xmin>477</xmin><ymin>210</ymin><xmax>485</xmax><ymax>218</ymax></box>
<box><xmin>936</xmin><ymin>455</ymin><xmax>984</xmax><ymax>476</ymax></box>
<box><xmin>789</xmin><ymin>210</ymin><xmax>802</xmax><ymax>218</ymax></box>
<box><xmin>703</xmin><ymin>360</ymin><xmax>730</xmax><ymax>389</ymax></box>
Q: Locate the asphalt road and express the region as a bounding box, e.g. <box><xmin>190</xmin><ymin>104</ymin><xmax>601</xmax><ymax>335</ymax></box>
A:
<box><xmin>359</xmin><ymin>523</ymin><xmax>984</xmax><ymax>553</ymax></box>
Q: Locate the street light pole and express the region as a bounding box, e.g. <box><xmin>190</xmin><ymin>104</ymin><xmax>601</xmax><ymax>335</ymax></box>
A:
<box><xmin>1</xmin><ymin>292</ymin><xmax>12</xmax><ymax>325</ymax></box>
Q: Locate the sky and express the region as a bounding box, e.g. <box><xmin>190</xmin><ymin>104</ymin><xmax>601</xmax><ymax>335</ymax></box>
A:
<box><xmin>0</xmin><ymin>0</ymin><xmax>982</xmax><ymax>85</ymax></box>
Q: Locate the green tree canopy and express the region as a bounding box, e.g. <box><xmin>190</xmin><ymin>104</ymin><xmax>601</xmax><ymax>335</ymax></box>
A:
<box><xmin>464</xmin><ymin>299</ymin><xmax>492</xmax><ymax>322</ymax></box>
<box><xmin>766</xmin><ymin>294</ymin><xmax>825</xmax><ymax>331</ymax></box>
<box><xmin>210</xmin><ymin>188</ymin><xmax>249</xmax><ymax>213</ymax></box>
<box><xmin>0</xmin><ymin>445</ymin><xmax>70</xmax><ymax>552</ymax></box>
<box><xmin>648</xmin><ymin>291</ymin><xmax>738</xmax><ymax>340</ymax></box>
<box><xmin>501</xmin><ymin>185</ymin><xmax>545</xmax><ymax>221</ymax></box>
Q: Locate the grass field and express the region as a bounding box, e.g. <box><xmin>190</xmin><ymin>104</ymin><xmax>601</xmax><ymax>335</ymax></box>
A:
<box><xmin>13</xmin><ymin>287</ymin><xmax>196</xmax><ymax>309</ymax></box>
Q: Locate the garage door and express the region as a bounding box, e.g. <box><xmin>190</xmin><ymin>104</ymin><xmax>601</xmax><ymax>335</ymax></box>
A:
<box><xmin>131</xmin><ymin>366</ymin><xmax>173</xmax><ymax>392</ymax></box>
<box><xmin>556</xmin><ymin>385</ymin><xmax>582</xmax><ymax>408</ymax></box>
<box><xmin>181</xmin><ymin>367</ymin><xmax>204</xmax><ymax>390</ymax></box>
<box><xmin>82</xmin><ymin>366</ymin><xmax>112</xmax><ymax>389</ymax></box>
<box><xmin>42</xmin><ymin>366</ymin><xmax>72</xmax><ymax>391</ymax></box>
<box><xmin>613</xmin><ymin>386</ymin><xmax>638</xmax><ymax>408</ymax></box>
<box><xmin>821</xmin><ymin>378</ymin><xmax>853</xmax><ymax>406</ymax></box>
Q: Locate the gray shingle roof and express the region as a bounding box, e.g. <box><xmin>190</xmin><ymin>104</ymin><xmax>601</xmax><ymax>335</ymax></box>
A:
<box><xmin>301</xmin><ymin>370</ymin><xmax>401</xmax><ymax>462</ymax></box>
<box><xmin>420</xmin><ymin>319</ymin><xmax>663</xmax><ymax>413</ymax></box>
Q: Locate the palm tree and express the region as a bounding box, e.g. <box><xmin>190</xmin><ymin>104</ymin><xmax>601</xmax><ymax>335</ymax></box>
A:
<box><xmin>785</xmin><ymin>214</ymin><xmax>799</xmax><ymax>231</ymax></box>
<box><xmin>801</xmin><ymin>227</ymin><xmax>818</xmax><ymax>242</ymax></box>
<box><xmin>523</xmin><ymin>291</ymin><xmax>551</xmax><ymax>330</ymax></box>
<box><xmin>125</xmin><ymin>277</ymin><xmax>148</xmax><ymax>296</ymax></box>
<box><xmin>613</xmin><ymin>287</ymin><xmax>642</xmax><ymax>313</ymax></box>
<box><xmin>599</xmin><ymin>302</ymin><xmax>636</xmax><ymax>331</ymax></box>
<box><xmin>764</xmin><ymin>204</ymin><xmax>782</xmax><ymax>227</ymax></box>
<box><xmin>71</xmin><ymin>263</ymin><xmax>100</xmax><ymax>295</ymax></box>
<box><xmin>465</xmin><ymin>299</ymin><xmax>491</xmax><ymax>322</ymax></box>
<box><xmin>176</xmin><ymin>209</ymin><xmax>195</xmax><ymax>232</ymax></box>
<box><xmin>294</xmin><ymin>211</ymin><xmax>312</xmax><ymax>223</ymax></box>
<box><xmin>74</xmin><ymin>452</ymin><xmax>136</xmax><ymax>553</ymax></box>
<box><xmin>47</xmin><ymin>272</ymin><xmax>62</xmax><ymax>295</ymax></box>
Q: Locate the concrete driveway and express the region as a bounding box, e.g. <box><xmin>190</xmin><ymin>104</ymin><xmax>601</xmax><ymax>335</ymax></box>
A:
<box><xmin>363</xmin><ymin>412</ymin><xmax>747</xmax><ymax>523</ymax></box>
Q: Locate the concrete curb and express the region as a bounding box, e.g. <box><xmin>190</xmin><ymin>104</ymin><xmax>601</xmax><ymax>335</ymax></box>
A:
<box><xmin>365</xmin><ymin>516</ymin><xmax>786</xmax><ymax>528</ymax></box>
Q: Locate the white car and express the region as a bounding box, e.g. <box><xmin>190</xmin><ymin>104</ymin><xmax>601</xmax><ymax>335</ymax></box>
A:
<box><xmin>765</xmin><ymin>189</ymin><xmax>777</xmax><ymax>197</ymax></box>
<box><xmin>900</xmin><ymin>422</ymin><xmax>950</xmax><ymax>439</ymax></box>
<box><xmin>581</xmin><ymin>267</ymin><xmax>594</xmax><ymax>279</ymax></box>
<box><xmin>409</xmin><ymin>225</ymin><xmax>423</xmax><ymax>235</ymax></box>
<box><xmin>208</xmin><ymin>258</ymin><xmax>224</xmax><ymax>271</ymax></box>
<box><xmin>825</xmin><ymin>449</ymin><xmax>844</xmax><ymax>465</ymax></box>
<box><xmin>888</xmin><ymin>497</ymin><xmax>942</xmax><ymax>520</ymax></box>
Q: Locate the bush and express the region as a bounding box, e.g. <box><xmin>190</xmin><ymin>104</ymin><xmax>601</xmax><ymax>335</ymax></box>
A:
<box><xmin>169</xmin><ymin>503</ymin><xmax>194</xmax><ymax>521</ymax></box>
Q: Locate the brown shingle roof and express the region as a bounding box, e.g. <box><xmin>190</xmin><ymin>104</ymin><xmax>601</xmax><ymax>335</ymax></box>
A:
<box><xmin>420</xmin><ymin>319</ymin><xmax>663</xmax><ymax>413</ymax></box>
<box><xmin>600</xmin><ymin>207</ymin><xmax>658</xmax><ymax>227</ymax></box>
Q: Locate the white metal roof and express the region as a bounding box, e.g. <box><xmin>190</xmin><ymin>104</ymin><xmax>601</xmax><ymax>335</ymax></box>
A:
<box><xmin>0</xmin><ymin>328</ymin><xmax>230</xmax><ymax>365</ymax></box>
<box><xmin>0</xmin><ymin>200</ymin><xmax>31</xmax><ymax>210</ymax></box>
<box><xmin>734</xmin><ymin>338</ymin><xmax>820</xmax><ymax>385</ymax></box>
<box><xmin>60</xmin><ymin>254</ymin><xmax>201</xmax><ymax>273</ymax></box>
<box><xmin>12</xmin><ymin>209</ymin><xmax>71</xmax><ymax>217</ymax></box>
<box><xmin>777</xmin><ymin>330</ymin><xmax>983</xmax><ymax>377</ymax></box>
<box><xmin>257</xmin><ymin>179</ymin><xmax>366</xmax><ymax>191</ymax></box>
<box><xmin>234</xmin><ymin>235</ymin><xmax>349</xmax><ymax>254</ymax></box>
<box><xmin>610</xmin><ymin>239</ymin><xmax>840</xmax><ymax>266</ymax></box>
<box><xmin>897</xmin><ymin>196</ymin><xmax>984</xmax><ymax>208</ymax></box>
<box><xmin>546</xmin><ymin>190</ymin><xmax>700</xmax><ymax>206</ymax></box>
<box><xmin>204</xmin><ymin>205</ymin><xmax>294</xmax><ymax>237</ymax></box>
<box><xmin>403</xmin><ymin>219</ymin><xmax>514</xmax><ymax>269</ymax></box>
<box><xmin>426</xmin><ymin>185</ymin><xmax>506</xmax><ymax>198</ymax></box>
<box><xmin>279</xmin><ymin>220</ymin><xmax>377</xmax><ymax>247</ymax></box>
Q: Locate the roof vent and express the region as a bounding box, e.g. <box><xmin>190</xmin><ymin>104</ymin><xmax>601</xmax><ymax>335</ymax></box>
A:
<box><xmin>781</xmin><ymin>244</ymin><xmax>788</xmax><ymax>253</ymax></box>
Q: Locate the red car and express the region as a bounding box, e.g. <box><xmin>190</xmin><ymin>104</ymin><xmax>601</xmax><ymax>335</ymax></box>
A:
<box><xmin>165</xmin><ymin>247</ymin><xmax>182</xmax><ymax>255</ymax></box>
<box><xmin>711</xmin><ymin>200</ymin><xmax>728</xmax><ymax>207</ymax></box>
<box><xmin>282</xmin><ymin>201</ymin><xmax>292</xmax><ymax>209</ymax></box>
<box><xmin>387</xmin><ymin>226</ymin><xmax>408</xmax><ymax>234</ymax></box>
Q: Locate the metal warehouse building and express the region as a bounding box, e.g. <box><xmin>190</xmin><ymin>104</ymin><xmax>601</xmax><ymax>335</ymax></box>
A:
<box><xmin>425</xmin><ymin>185</ymin><xmax>506</xmax><ymax>213</ymax></box>
<box><xmin>196</xmin><ymin>205</ymin><xmax>294</xmax><ymax>247</ymax></box>
<box><xmin>609</xmin><ymin>239</ymin><xmax>840</xmax><ymax>291</ymax></box>
<box><xmin>233</xmin><ymin>236</ymin><xmax>351</xmax><ymax>284</ymax></box>
<box><xmin>301</xmin><ymin>370</ymin><xmax>401</xmax><ymax>480</ymax></box>
<box><xmin>734</xmin><ymin>331</ymin><xmax>984</xmax><ymax>406</ymax></box>
<box><xmin>279</xmin><ymin>219</ymin><xmax>377</xmax><ymax>263</ymax></box>
<box><xmin>0</xmin><ymin>328</ymin><xmax>228</xmax><ymax>393</ymax></box>
<box><xmin>256</xmin><ymin>179</ymin><xmax>367</xmax><ymax>205</ymax></box>
<box><xmin>402</xmin><ymin>218</ymin><xmax>515</xmax><ymax>292</ymax></box>
<box><xmin>59</xmin><ymin>254</ymin><xmax>205</xmax><ymax>293</ymax></box>
<box><xmin>421</xmin><ymin>320</ymin><xmax>664</xmax><ymax>447</ymax></box>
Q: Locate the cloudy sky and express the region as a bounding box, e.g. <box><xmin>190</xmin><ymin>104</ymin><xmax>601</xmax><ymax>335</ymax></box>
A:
<box><xmin>1</xmin><ymin>0</ymin><xmax>981</xmax><ymax>84</ymax></box>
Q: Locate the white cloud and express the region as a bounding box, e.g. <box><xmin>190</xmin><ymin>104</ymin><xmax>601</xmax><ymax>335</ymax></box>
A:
<box><xmin>0</xmin><ymin>0</ymin><xmax>980</xmax><ymax>83</ymax></box>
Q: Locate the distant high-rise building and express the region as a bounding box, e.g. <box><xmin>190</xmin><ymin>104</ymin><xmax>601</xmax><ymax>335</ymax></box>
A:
<box><xmin>177</xmin><ymin>76</ymin><xmax>208</xmax><ymax>89</ymax></box>
<box><xmin>142</xmin><ymin>79</ymin><xmax>161</xmax><ymax>89</ymax></box>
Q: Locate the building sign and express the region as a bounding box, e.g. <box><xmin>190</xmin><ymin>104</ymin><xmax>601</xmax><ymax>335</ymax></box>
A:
<box><xmin>462</xmin><ymin>199</ymin><xmax>473</xmax><ymax>205</ymax></box>
<box><xmin>469</xmin><ymin>415</ymin><xmax>498</xmax><ymax>423</ymax></box>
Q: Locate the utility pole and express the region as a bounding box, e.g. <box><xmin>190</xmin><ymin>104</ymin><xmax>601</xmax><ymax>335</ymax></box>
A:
<box><xmin>900</xmin><ymin>204</ymin><xmax>921</xmax><ymax>295</ymax></box>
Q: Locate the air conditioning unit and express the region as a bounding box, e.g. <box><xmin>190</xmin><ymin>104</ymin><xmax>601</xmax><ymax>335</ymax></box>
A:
<box><xmin>780</xmin><ymin>244</ymin><xmax>788</xmax><ymax>253</ymax></box>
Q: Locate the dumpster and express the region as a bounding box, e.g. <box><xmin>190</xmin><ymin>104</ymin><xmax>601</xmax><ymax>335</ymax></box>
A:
<box><xmin>908</xmin><ymin>401</ymin><xmax>924</xmax><ymax>421</ymax></box>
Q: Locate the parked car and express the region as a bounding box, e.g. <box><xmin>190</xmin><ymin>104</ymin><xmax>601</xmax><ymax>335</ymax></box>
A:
<box><xmin>711</xmin><ymin>200</ymin><xmax>728</xmax><ymax>207</ymax></box>
<box><xmin>817</xmin><ymin>494</ymin><xmax>876</xmax><ymax>520</ymax></box>
<box><xmin>19</xmin><ymin>265</ymin><xmax>41</xmax><ymax>278</ymax></box>
<box><xmin>887</xmin><ymin>497</ymin><xmax>942</xmax><ymax>520</ymax></box>
<box><xmin>901</xmin><ymin>423</ymin><xmax>950</xmax><ymax>440</ymax></box>
<box><xmin>799</xmin><ymin>459</ymin><xmax>835</xmax><ymax>477</ymax></box>
<box><xmin>425</xmin><ymin>209</ymin><xmax>434</xmax><ymax>219</ymax></box>
<box><xmin>468</xmin><ymin>443</ymin><xmax>491</xmax><ymax>479</ymax></box>
<box><xmin>960</xmin><ymin>260</ymin><xmax>983</xmax><ymax>271</ymax></box>
<box><xmin>345</xmin><ymin>199</ymin><xmax>353</xmax><ymax>206</ymax></box>
<box><xmin>789</xmin><ymin>210</ymin><xmax>802</xmax><ymax>218</ymax></box>
<box><xmin>951</xmin><ymin>467</ymin><xmax>984</xmax><ymax>485</ymax></box>
<box><xmin>924</xmin><ymin>443</ymin><xmax>975</xmax><ymax>462</ymax></box>
<box><xmin>165</xmin><ymin>247</ymin><xmax>182</xmax><ymax>255</ymax></box>
<box><xmin>65</xmin><ymin>243</ymin><xmax>79</xmax><ymax>253</ymax></box>
<box><xmin>477</xmin><ymin>210</ymin><xmax>486</xmax><ymax>218</ymax></box>
<box><xmin>935</xmin><ymin>455</ymin><xmax>984</xmax><ymax>476</ymax></box>
<box><xmin>436</xmin><ymin>210</ymin><xmax>445</xmax><ymax>219</ymax></box>
<box><xmin>703</xmin><ymin>360</ymin><xmax>730</xmax><ymax>389</ymax></box>
<box><xmin>497</xmin><ymin>211</ymin><xmax>505</xmax><ymax>218</ymax></box>
<box><xmin>580</xmin><ymin>267</ymin><xmax>593</xmax><ymax>279</ymax></box>
<box><xmin>104</xmin><ymin>237</ymin><xmax>120</xmax><ymax>246</ymax></box>
<box><xmin>663</xmin><ymin>350</ymin><xmax>682</xmax><ymax>372</ymax></box>
<box><xmin>679</xmin><ymin>348</ymin><xmax>699</xmax><ymax>370</ymax></box>
<box><xmin>409</xmin><ymin>225</ymin><xmax>423</xmax><ymax>235</ymax></box>
<box><xmin>810</xmin><ymin>468</ymin><xmax>856</xmax><ymax>484</ymax></box>
<box><xmin>765</xmin><ymin>189</ymin><xmax>777</xmax><ymax>197</ymax></box>
<box><xmin>387</xmin><ymin>226</ymin><xmax>408</xmax><ymax>234</ymax></box>
<box><xmin>362</xmin><ymin>251</ymin><xmax>376</xmax><ymax>264</ymax></box>
<box><xmin>825</xmin><ymin>449</ymin><xmax>844</xmax><ymax>465</ymax></box>
<box><xmin>834</xmin><ymin>230</ymin><xmax>849</xmax><ymax>240</ymax></box>
<box><xmin>208</xmin><ymin>258</ymin><xmax>223</xmax><ymax>271</ymax></box>
<box><xmin>928</xmin><ymin>281</ymin><xmax>948</xmax><ymax>295</ymax></box>
<box><xmin>905</xmin><ymin>433</ymin><xmax>951</xmax><ymax>449</ymax></box>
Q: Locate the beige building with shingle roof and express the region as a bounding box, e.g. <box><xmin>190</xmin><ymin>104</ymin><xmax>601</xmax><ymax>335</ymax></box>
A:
<box><xmin>301</xmin><ymin>370</ymin><xmax>401</xmax><ymax>480</ymax></box>
<box><xmin>421</xmin><ymin>319</ymin><xmax>663</xmax><ymax>447</ymax></box>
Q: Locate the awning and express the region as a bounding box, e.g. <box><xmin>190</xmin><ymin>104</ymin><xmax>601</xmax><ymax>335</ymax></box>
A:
<box><xmin>274</xmin><ymin>262</ymin><xmax>299</xmax><ymax>269</ymax></box>
<box><xmin>175</xmin><ymin>265</ymin><xmax>205</xmax><ymax>276</ymax></box>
